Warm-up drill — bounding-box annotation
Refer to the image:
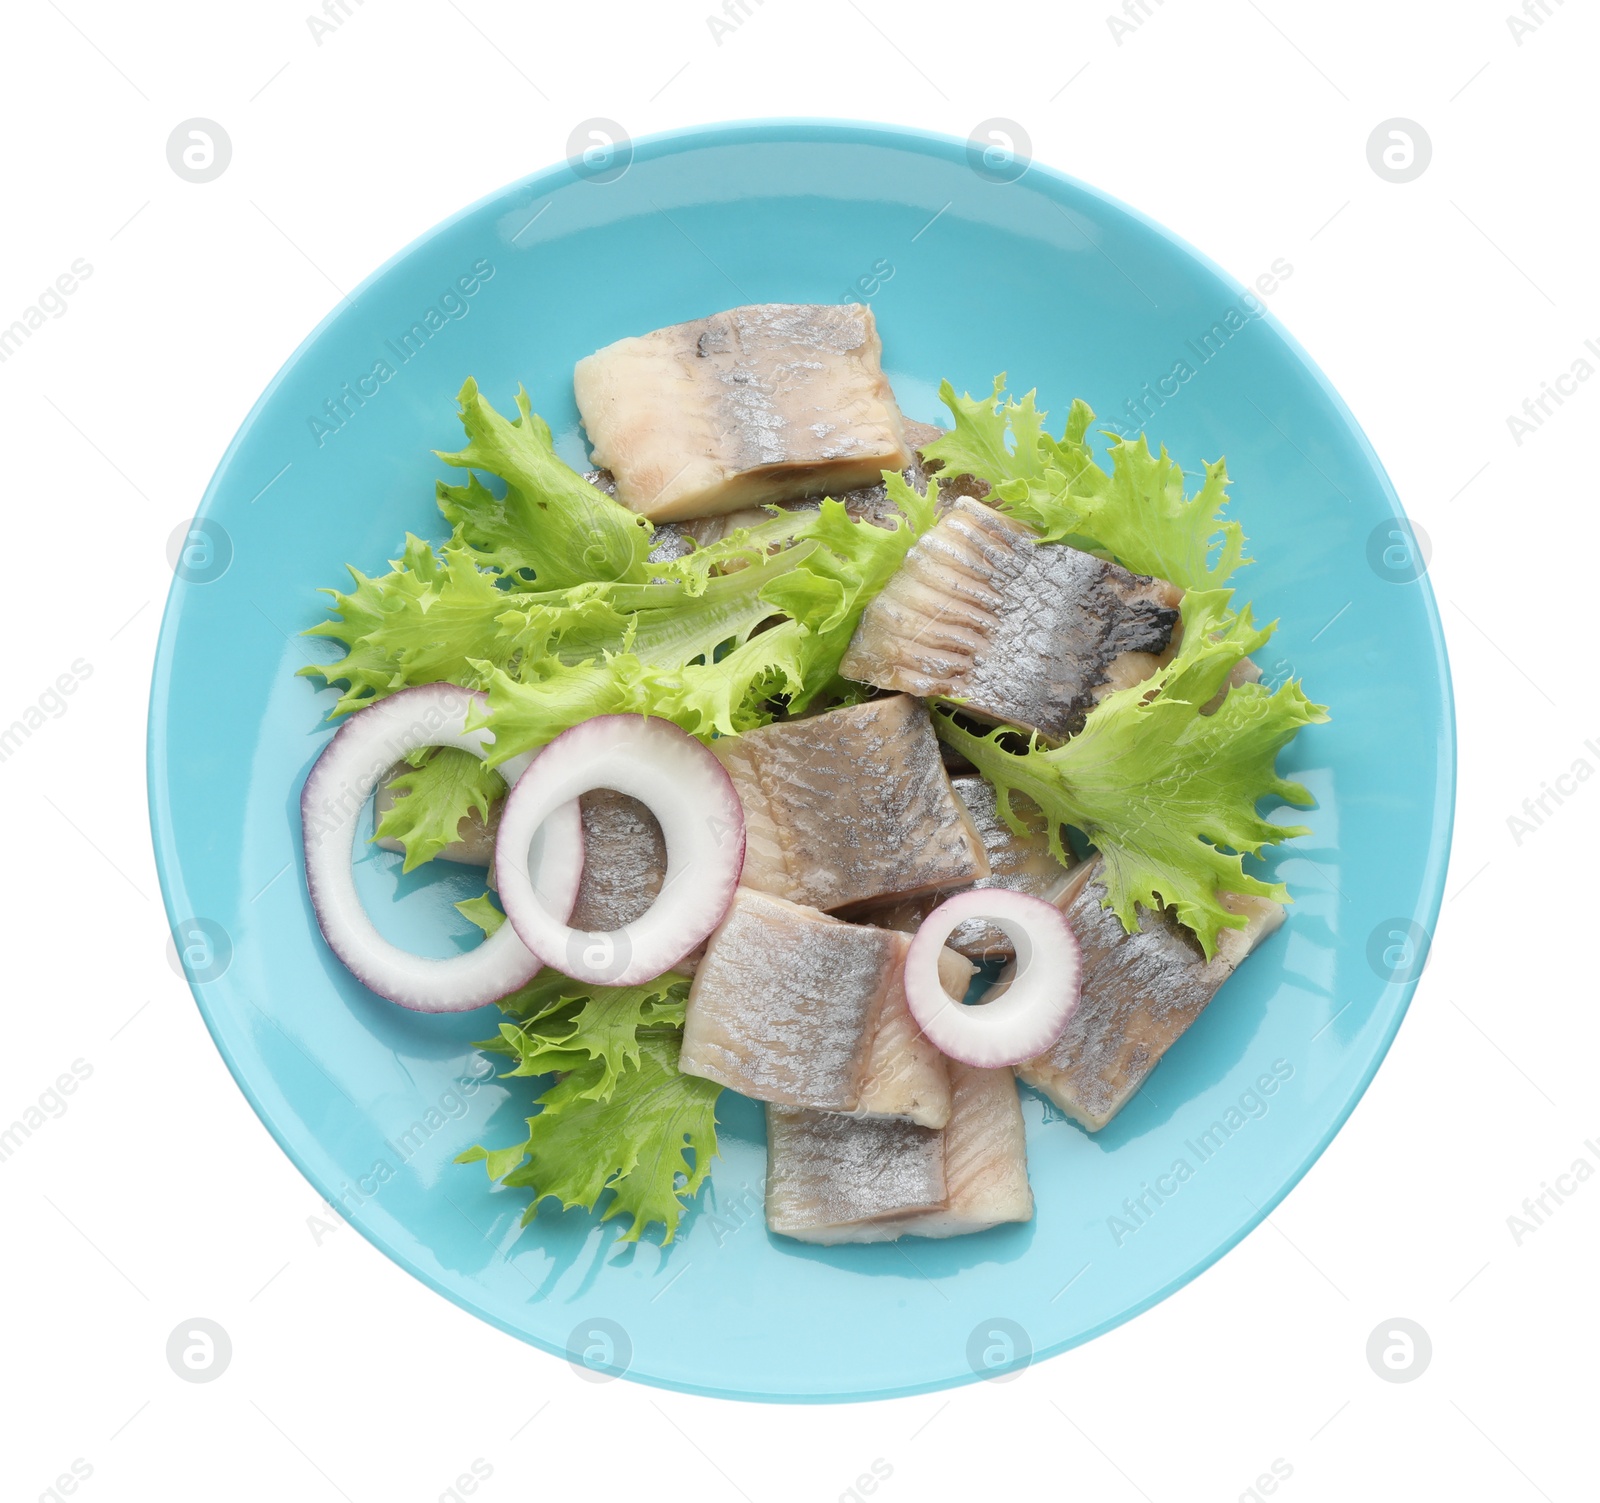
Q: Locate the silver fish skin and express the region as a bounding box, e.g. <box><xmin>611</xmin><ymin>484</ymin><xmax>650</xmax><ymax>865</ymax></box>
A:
<box><xmin>715</xmin><ymin>694</ymin><xmax>990</xmax><ymax>914</ymax></box>
<box><xmin>1015</xmin><ymin>859</ymin><xmax>1285</xmax><ymax>1130</ymax></box>
<box><xmin>840</xmin><ymin>496</ymin><xmax>1182</xmax><ymax>742</ymax></box>
<box><xmin>680</xmin><ymin>890</ymin><xmax>904</xmax><ymax>1111</ymax></box>
<box><xmin>765</xmin><ymin>1061</ymin><xmax>1032</xmax><ymax>1243</ymax></box>
<box><xmin>858</xmin><ymin>776</ymin><xmax>1076</xmax><ymax>962</ymax></box>
<box><xmin>765</xmin><ymin>1110</ymin><xmax>947</xmax><ymax>1243</ymax></box>
<box><xmin>567</xmin><ymin>789</ymin><xmax>666</xmax><ymax>932</ymax></box>
<box><xmin>574</xmin><ymin>303</ymin><xmax>914</xmax><ymax>522</ymax></box>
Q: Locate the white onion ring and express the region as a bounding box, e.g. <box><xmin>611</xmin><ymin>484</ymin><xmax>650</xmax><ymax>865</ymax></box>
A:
<box><xmin>300</xmin><ymin>683</ymin><xmax>582</xmax><ymax>1012</ymax></box>
<box><xmin>495</xmin><ymin>715</ymin><xmax>745</xmax><ymax>987</ymax></box>
<box><xmin>904</xmin><ymin>890</ymin><xmax>1081</xmax><ymax>1067</ymax></box>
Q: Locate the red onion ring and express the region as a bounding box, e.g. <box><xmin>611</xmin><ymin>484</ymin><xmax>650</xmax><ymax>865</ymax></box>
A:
<box><xmin>494</xmin><ymin>715</ymin><xmax>745</xmax><ymax>987</ymax></box>
<box><xmin>300</xmin><ymin>683</ymin><xmax>582</xmax><ymax>1012</ymax></box>
<box><xmin>903</xmin><ymin>889</ymin><xmax>1081</xmax><ymax>1067</ymax></box>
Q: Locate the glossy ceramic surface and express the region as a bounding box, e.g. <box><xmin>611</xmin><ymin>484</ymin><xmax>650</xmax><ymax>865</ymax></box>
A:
<box><xmin>149</xmin><ymin>120</ymin><xmax>1454</xmax><ymax>1401</ymax></box>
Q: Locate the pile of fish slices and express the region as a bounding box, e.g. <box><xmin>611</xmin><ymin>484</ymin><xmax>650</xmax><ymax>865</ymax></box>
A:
<box><xmin>396</xmin><ymin>303</ymin><xmax>1285</xmax><ymax>1244</ymax></box>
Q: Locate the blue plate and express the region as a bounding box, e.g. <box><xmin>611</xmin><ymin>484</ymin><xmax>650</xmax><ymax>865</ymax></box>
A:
<box><xmin>149</xmin><ymin>119</ymin><xmax>1453</xmax><ymax>1402</ymax></box>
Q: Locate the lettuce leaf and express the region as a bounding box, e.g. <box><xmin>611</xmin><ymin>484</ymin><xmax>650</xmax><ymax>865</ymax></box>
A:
<box><xmin>374</xmin><ymin>746</ymin><xmax>502</xmax><ymax>873</ymax></box>
<box><xmin>459</xmin><ymin>972</ymin><xmax>717</xmax><ymax>1243</ymax></box>
<box><xmin>923</xmin><ymin>377</ymin><xmax>1247</xmax><ymax>590</ymax></box>
<box><xmin>497</xmin><ymin>541</ymin><xmax>820</xmax><ymax>671</ymax></box>
<box><xmin>455</xmin><ymin>891</ymin><xmax>506</xmax><ymax>937</ymax></box>
<box><xmin>935</xmin><ymin>590</ymin><xmax>1326</xmax><ymax>958</ymax></box>
<box><xmin>307</xmin><ymin>390</ymin><xmax>936</xmax><ymax>765</ymax></box>
<box><xmin>472</xmin><ymin>1034</ymin><xmax>720</xmax><ymax>1243</ymax></box>
<box><xmin>302</xmin><ymin>537</ymin><xmax>520</xmax><ymax>715</ymax></box>
<box><xmin>486</xmin><ymin>971</ymin><xmax>689</xmax><ymax>1098</ymax></box>
<box><xmin>470</xmin><ymin>476</ymin><xmax>939</xmax><ymax>761</ymax></box>
<box><xmin>435</xmin><ymin>379</ymin><xmax>654</xmax><ymax>589</ymax></box>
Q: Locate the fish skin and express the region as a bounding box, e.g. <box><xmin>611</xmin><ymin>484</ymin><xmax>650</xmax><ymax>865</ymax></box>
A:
<box><xmin>574</xmin><ymin>303</ymin><xmax>914</xmax><ymax>522</ymax></box>
<box><xmin>568</xmin><ymin>789</ymin><xmax>666</xmax><ymax>932</ymax></box>
<box><xmin>765</xmin><ymin>1060</ymin><xmax>1033</xmax><ymax>1243</ymax></box>
<box><xmin>713</xmin><ymin>697</ymin><xmax>985</xmax><ymax>915</ymax></box>
<box><xmin>715</xmin><ymin>694</ymin><xmax>990</xmax><ymax>914</ymax></box>
<box><xmin>840</xmin><ymin>496</ymin><xmax>1182</xmax><ymax>742</ymax></box>
<box><xmin>680</xmin><ymin>889</ymin><xmax>903</xmax><ymax>1110</ymax></box>
<box><xmin>765</xmin><ymin>1110</ymin><xmax>947</xmax><ymax>1242</ymax></box>
<box><xmin>1015</xmin><ymin>859</ymin><xmax>1285</xmax><ymax>1131</ymax></box>
<box><xmin>857</xmin><ymin>776</ymin><xmax>1077</xmax><ymax>962</ymax></box>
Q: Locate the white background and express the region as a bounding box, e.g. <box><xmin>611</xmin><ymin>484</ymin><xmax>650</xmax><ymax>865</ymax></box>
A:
<box><xmin>1</xmin><ymin>1</ymin><xmax>1593</xmax><ymax>1499</ymax></box>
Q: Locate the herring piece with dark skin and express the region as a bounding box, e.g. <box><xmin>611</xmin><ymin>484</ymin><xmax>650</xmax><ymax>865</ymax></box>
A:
<box><xmin>1014</xmin><ymin>858</ymin><xmax>1284</xmax><ymax>1130</ymax></box>
<box><xmin>680</xmin><ymin>890</ymin><xmax>904</xmax><ymax>1111</ymax></box>
<box><xmin>567</xmin><ymin>789</ymin><xmax>666</xmax><ymax>932</ymax></box>
<box><xmin>765</xmin><ymin>1110</ymin><xmax>947</xmax><ymax>1243</ymax></box>
<box><xmin>840</xmin><ymin>495</ymin><xmax>1183</xmax><ymax>742</ymax></box>
<box><xmin>765</xmin><ymin>1061</ymin><xmax>1032</xmax><ymax>1243</ymax></box>
<box><xmin>713</xmin><ymin>694</ymin><xmax>989</xmax><ymax>914</ymax></box>
<box><xmin>856</xmin><ymin>775</ymin><xmax>1077</xmax><ymax>962</ymax></box>
<box><xmin>574</xmin><ymin>303</ymin><xmax>914</xmax><ymax>522</ymax></box>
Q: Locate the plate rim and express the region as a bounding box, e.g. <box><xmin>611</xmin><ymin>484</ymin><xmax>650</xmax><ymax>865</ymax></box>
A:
<box><xmin>146</xmin><ymin>115</ymin><xmax>1458</xmax><ymax>1403</ymax></box>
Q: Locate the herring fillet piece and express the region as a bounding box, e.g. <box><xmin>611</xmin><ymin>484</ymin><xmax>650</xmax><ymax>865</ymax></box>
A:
<box><xmin>765</xmin><ymin>1111</ymin><xmax>946</xmax><ymax>1243</ymax></box>
<box><xmin>896</xmin><ymin>1063</ymin><xmax>1032</xmax><ymax>1238</ymax></box>
<box><xmin>764</xmin><ymin>1062</ymin><xmax>1032</xmax><ymax>1243</ymax></box>
<box><xmin>568</xmin><ymin>789</ymin><xmax>666</xmax><ymax>931</ymax></box>
<box><xmin>620</xmin><ymin>420</ymin><xmax>958</xmax><ymax>562</ymax></box>
<box><xmin>1015</xmin><ymin>859</ymin><xmax>1286</xmax><ymax>1131</ymax></box>
<box><xmin>860</xmin><ymin>776</ymin><xmax>1077</xmax><ymax>961</ymax></box>
<box><xmin>840</xmin><ymin>495</ymin><xmax>1183</xmax><ymax>741</ymax></box>
<box><xmin>853</xmin><ymin>944</ymin><xmax>971</xmax><ymax>1130</ymax></box>
<box><xmin>713</xmin><ymin>694</ymin><xmax>989</xmax><ymax>914</ymax></box>
<box><xmin>680</xmin><ymin>890</ymin><xmax>903</xmax><ymax>1110</ymax></box>
<box><xmin>573</xmin><ymin>303</ymin><xmax>914</xmax><ymax>522</ymax></box>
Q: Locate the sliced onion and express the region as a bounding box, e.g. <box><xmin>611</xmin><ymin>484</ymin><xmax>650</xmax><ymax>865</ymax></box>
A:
<box><xmin>903</xmin><ymin>890</ymin><xmax>1081</xmax><ymax>1067</ymax></box>
<box><xmin>300</xmin><ymin>683</ymin><xmax>583</xmax><ymax>1012</ymax></box>
<box><xmin>495</xmin><ymin>715</ymin><xmax>745</xmax><ymax>987</ymax></box>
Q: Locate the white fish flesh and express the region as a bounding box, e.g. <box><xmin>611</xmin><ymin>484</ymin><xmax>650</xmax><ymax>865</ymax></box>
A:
<box><xmin>840</xmin><ymin>496</ymin><xmax>1182</xmax><ymax>741</ymax></box>
<box><xmin>574</xmin><ymin>303</ymin><xmax>914</xmax><ymax>521</ymax></box>
<box><xmin>854</xmin><ymin>945</ymin><xmax>972</xmax><ymax>1129</ymax></box>
<box><xmin>903</xmin><ymin>1062</ymin><xmax>1033</xmax><ymax>1238</ymax></box>
<box><xmin>714</xmin><ymin>694</ymin><xmax>990</xmax><ymax>914</ymax></box>
<box><xmin>1015</xmin><ymin>859</ymin><xmax>1285</xmax><ymax>1130</ymax></box>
